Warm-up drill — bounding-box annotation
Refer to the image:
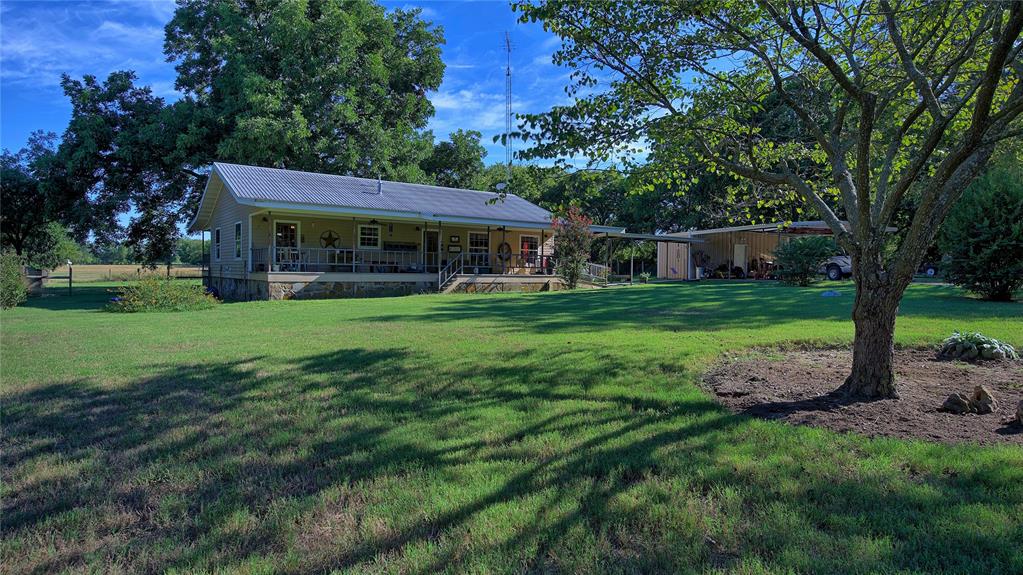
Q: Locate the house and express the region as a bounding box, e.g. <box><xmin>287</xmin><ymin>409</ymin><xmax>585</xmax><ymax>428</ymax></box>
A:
<box><xmin>656</xmin><ymin>221</ymin><xmax>843</xmax><ymax>280</ymax></box>
<box><xmin>189</xmin><ymin>162</ymin><xmax>693</xmax><ymax>300</ymax></box>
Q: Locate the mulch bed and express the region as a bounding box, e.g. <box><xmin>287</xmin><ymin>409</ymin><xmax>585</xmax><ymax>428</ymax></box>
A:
<box><xmin>704</xmin><ymin>349</ymin><xmax>1023</xmax><ymax>444</ymax></box>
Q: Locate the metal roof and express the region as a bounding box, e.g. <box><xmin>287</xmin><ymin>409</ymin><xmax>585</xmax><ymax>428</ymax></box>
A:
<box><xmin>605</xmin><ymin>231</ymin><xmax>701</xmax><ymax>243</ymax></box>
<box><xmin>198</xmin><ymin>162</ymin><xmax>553</xmax><ymax>228</ymax></box>
<box><xmin>666</xmin><ymin>220</ymin><xmax>847</xmax><ymax>236</ymax></box>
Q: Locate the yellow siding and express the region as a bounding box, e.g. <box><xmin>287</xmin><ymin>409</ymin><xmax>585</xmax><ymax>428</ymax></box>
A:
<box><xmin>245</xmin><ymin>214</ymin><xmax>552</xmax><ymax>268</ymax></box>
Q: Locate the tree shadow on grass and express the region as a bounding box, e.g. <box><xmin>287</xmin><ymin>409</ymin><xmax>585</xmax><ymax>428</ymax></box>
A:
<box><xmin>365</xmin><ymin>282</ymin><xmax>1020</xmax><ymax>336</ymax></box>
<box><xmin>3</xmin><ymin>345</ymin><xmax>1022</xmax><ymax>573</ymax></box>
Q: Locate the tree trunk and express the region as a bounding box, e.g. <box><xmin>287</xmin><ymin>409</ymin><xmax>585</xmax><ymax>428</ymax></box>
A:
<box><xmin>837</xmin><ymin>274</ymin><xmax>906</xmax><ymax>400</ymax></box>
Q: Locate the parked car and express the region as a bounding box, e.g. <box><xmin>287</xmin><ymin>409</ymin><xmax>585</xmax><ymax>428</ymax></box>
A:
<box><xmin>820</xmin><ymin>254</ymin><xmax>853</xmax><ymax>281</ymax></box>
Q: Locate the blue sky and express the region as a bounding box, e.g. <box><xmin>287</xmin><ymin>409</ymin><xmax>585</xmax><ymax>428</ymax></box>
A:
<box><xmin>0</xmin><ymin>0</ymin><xmax>572</xmax><ymax>165</ymax></box>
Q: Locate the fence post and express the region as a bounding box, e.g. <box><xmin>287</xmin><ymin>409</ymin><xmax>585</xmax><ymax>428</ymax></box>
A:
<box><xmin>68</xmin><ymin>264</ymin><xmax>73</xmax><ymax>296</ymax></box>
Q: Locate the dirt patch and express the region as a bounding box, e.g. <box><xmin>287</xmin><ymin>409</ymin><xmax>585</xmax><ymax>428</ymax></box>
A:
<box><xmin>704</xmin><ymin>349</ymin><xmax>1023</xmax><ymax>444</ymax></box>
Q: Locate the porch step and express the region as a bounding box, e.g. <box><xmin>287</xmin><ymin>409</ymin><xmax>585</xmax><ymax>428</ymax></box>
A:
<box><xmin>439</xmin><ymin>274</ymin><xmax>565</xmax><ymax>294</ymax></box>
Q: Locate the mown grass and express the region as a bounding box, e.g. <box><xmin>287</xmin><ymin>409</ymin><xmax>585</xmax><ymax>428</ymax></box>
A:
<box><xmin>2</xmin><ymin>281</ymin><xmax>1021</xmax><ymax>574</ymax></box>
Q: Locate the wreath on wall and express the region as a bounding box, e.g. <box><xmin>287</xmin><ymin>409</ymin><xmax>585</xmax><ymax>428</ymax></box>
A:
<box><xmin>496</xmin><ymin>242</ymin><xmax>512</xmax><ymax>261</ymax></box>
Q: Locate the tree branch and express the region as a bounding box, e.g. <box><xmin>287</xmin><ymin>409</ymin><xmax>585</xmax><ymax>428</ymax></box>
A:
<box><xmin>881</xmin><ymin>0</ymin><xmax>944</xmax><ymax>120</ymax></box>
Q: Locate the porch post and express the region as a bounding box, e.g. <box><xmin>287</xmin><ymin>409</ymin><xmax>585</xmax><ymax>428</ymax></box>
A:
<box><xmin>606</xmin><ymin>233</ymin><xmax>611</xmax><ymax>278</ymax></box>
<box><xmin>438</xmin><ymin>221</ymin><xmax>443</xmax><ymax>269</ymax></box>
<box><xmin>540</xmin><ymin>229</ymin><xmax>545</xmax><ymax>274</ymax></box>
<box><xmin>630</xmin><ymin>240</ymin><xmax>635</xmax><ymax>285</ymax></box>
<box><xmin>352</xmin><ymin>218</ymin><xmax>357</xmax><ymax>272</ymax></box>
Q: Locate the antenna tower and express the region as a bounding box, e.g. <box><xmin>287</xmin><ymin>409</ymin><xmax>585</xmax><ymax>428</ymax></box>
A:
<box><xmin>504</xmin><ymin>31</ymin><xmax>513</xmax><ymax>185</ymax></box>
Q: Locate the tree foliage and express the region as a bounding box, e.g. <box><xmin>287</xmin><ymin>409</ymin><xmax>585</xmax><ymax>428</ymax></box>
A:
<box><xmin>513</xmin><ymin>0</ymin><xmax>1023</xmax><ymax>398</ymax></box>
<box><xmin>939</xmin><ymin>151</ymin><xmax>1023</xmax><ymax>301</ymax></box>
<box><xmin>57</xmin><ymin>72</ymin><xmax>190</xmax><ymax>248</ymax></box>
<box><xmin>38</xmin><ymin>0</ymin><xmax>446</xmax><ymax>265</ymax></box>
<box><xmin>174</xmin><ymin>238</ymin><xmax>207</xmax><ymax>265</ymax></box>
<box><xmin>422</xmin><ymin>129</ymin><xmax>487</xmax><ymax>189</ymax></box>
<box><xmin>1</xmin><ymin>134</ymin><xmax>58</xmax><ymax>258</ymax></box>
<box><xmin>165</xmin><ymin>0</ymin><xmax>444</xmax><ymax>181</ymax></box>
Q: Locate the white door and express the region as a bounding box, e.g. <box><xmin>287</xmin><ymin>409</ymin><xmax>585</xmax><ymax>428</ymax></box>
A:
<box><xmin>733</xmin><ymin>244</ymin><xmax>748</xmax><ymax>276</ymax></box>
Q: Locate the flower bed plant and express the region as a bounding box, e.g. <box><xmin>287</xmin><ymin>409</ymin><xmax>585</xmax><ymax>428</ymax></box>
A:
<box><xmin>938</xmin><ymin>331</ymin><xmax>1018</xmax><ymax>361</ymax></box>
<box><xmin>106</xmin><ymin>276</ymin><xmax>218</xmax><ymax>313</ymax></box>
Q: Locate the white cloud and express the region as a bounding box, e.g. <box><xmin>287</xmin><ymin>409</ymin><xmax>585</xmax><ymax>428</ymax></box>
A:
<box><xmin>0</xmin><ymin>2</ymin><xmax>173</xmax><ymax>96</ymax></box>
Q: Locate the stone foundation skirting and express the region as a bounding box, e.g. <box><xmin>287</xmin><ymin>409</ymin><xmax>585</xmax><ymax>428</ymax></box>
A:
<box><xmin>206</xmin><ymin>274</ymin><xmax>436</xmax><ymax>301</ymax></box>
<box><xmin>207</xmin><ymin>273</ymin><xmax>564</xmax><ymax>300</ymax></box>
<box><xmin>269</xmin><ymin>279</ymin><xmax>434</xmax><ymax>300</ymax></box>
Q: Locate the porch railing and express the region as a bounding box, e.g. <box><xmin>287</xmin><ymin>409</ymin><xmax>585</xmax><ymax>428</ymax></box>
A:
<box><xmin>438</xmin><ymin>251</ymin><xmax>557</xmax><ymax>289</ymax></box>
<box><xmin>581</xmin><ymin>262</ymin><xmax>610</xmax><ymax>285</ymax></box>
<box><xmin>250</xmin><ymin>247</ymin><xmax>558</xmax><ymax>275</ymax></box>
<box><xmin>251</xmin><ymin>247</ymin><xmax>427</xmax><ymax>273</ymax></box>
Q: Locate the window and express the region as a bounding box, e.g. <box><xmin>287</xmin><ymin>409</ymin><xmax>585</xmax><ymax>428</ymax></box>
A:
<box><xmin>468</xmin><ymin>231</ymin><xmax>489</xmax><ymax>254</ymax></box>
<box><xmin>214</xmin><ymin>228</ymin><xmax>221</xmax><ymax>260</ymax></box>
<box><xmin>359</xmin><ymin>225</ymin><xmax>381</xmax><ymax>249</ymax></box>
<box><xmin>234</xmin><ymin>222</ymin><xmax>242</xmax><ymax>258</ymax></box>
<box><xmin>520</xmin><ymin>235</ymin><xmax>539</xmax><ymax>256</ymax></box>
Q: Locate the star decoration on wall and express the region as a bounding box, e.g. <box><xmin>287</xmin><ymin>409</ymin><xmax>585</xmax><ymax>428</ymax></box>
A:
<box><xmin>320</xmin><ymin>230</ymin><xmax>340</xmax><ymax>249</ymax></box>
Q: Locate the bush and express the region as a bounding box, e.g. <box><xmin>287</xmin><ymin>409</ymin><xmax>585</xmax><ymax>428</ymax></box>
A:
<box><xmin>553</xmin><ymin>206</ymin><xmax>594</xmax><ymax>289</ymax></box>
<box><xmin>773</xmin><ymin>236</ymin><xmax>837</xmax><ymax>286</ymax></box>
<box><xmin>0</xmin><ymin>252</ymin><xmax>27</xmax><ymax>309</ymax></box>
<box><xmin>106</xmin><ymin>276</ymin><xmax>218</xmax><ymax>313</ymax></box>
<box><xmin>938</xmin><ymin>154</ymin><xmax>1023</xmax><ymax>301</ymax></box>
<box><xmin>938</xmin><ymin>331</ymin><xmax>1018</xmax><ymax>361</ymax></box>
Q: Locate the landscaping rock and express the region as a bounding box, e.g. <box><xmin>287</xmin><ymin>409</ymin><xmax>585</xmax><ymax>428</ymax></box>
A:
<box><xmin>941</xmin><ymin>393</ymin><xmax>975</xmax><ymax>414</ymax></box>
<box><xmin>971</xmin><ymin>385</ymin><xmax>998</xmax><ymax>414</ymax></box>
<box><xmin>940</xmin><ymin>386</ymin><xmax>998</xmax><ymax>415</ymax></box>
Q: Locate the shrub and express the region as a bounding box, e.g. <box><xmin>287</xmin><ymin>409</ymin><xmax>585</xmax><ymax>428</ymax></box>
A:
<box><xmin>639</xmin><ymin>272</ymin><xmax>651</xmax><ymax>284</ymax></box>
<box><xmin>0</xmin><ymin>252</ymin><xmax>27</xmax><ymax>309</ymax></box>
<box><xmin>938</xmin><ymin>331</ymin><xmax>1018</xmax><ymax>361</ymax></box>
<box><xmin>553</xmin><ymin>206</ymin><xmax>594</xmax><ymax>289</ymax></box>
<box><xmin>773</xmin><ymin>236</ymin><xmax>837</xmax><ymax>286</ymax></box>
<box><xmin>106</xmin><ymin>276</ymin><xmax>218</xmax><ymax>313</ymax></box>
<box><xmin>938</xmin><ymin>154</ymin><xmax>1023</xmax><ymax>301</ymax></box>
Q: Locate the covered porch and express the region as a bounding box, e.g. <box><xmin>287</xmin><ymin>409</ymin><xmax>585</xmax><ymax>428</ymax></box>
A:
<box><xmin>244</xmin><ymin>210</ymin><xmax>556</xmax><ymax>276</ymax></box>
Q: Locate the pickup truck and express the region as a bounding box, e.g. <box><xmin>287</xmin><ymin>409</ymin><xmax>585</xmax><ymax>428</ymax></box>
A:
<box><xmin>820</xmin><ymin>255</ymin><xmax>853</xmax><ymax>281</ymax></box>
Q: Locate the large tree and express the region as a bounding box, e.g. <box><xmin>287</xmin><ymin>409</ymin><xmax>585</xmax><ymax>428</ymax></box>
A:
<box><xmin>421</xmin><ymin>129</ymin><xmax>488</xmax><ymax>188</ymax></box>
<box><xmin>1</xmin><ymin>133</ymin><xmax>55</xmax><ymax>257</ymax></box>
<box><xmin>52</xmin><ymin>72</ymin><xmax>191</xmax><ymax>261</ymax></box>
<box><xmin>49</xmin><ymin>0</ymin><xmax>445</xmax><ymax>264</ymax></box>
<box><xmin>515</xmin><ymin>0</ymin><xmax>1023</xmax><ymax>399</ymax></box>
<box><xmin>165</xmin><ymin>0</ymin><xmax>444</xmax><ymax>181</ymax></box>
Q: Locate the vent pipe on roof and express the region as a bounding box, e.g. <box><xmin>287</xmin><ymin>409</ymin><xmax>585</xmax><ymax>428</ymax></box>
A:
<box><xmin>363</xmin><ymin>174</ymin><xmax>383</xmax><ymax>195</ymax></box>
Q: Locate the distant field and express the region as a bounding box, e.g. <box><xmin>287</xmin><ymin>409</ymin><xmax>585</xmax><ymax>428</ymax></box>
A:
<box><xmin>44</xmin><ymin>264</ymin><xmax>202</xmax><ymax>283</ymax></box>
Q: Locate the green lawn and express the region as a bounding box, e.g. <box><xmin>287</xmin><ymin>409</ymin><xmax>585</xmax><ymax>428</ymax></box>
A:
<box><xmin>2</xmin><ymin>282</ymin><xmax>1021</xmax><ymax>574</ymax></box>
